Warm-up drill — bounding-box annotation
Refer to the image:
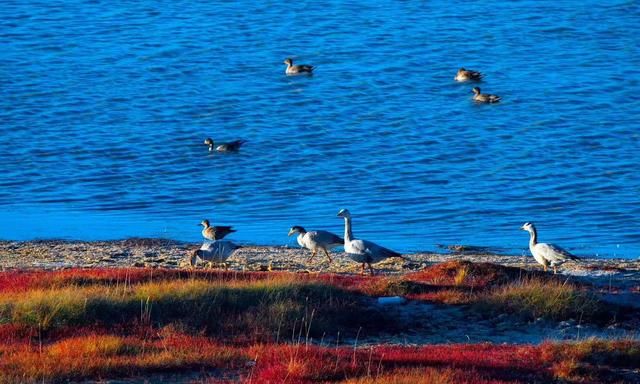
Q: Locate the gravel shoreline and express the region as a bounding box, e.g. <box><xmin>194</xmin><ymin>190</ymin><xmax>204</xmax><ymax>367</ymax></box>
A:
<box><xmin>1</xmin><ymin>239</ymin><xmax>638</xmax><ymax>285</ymax></box>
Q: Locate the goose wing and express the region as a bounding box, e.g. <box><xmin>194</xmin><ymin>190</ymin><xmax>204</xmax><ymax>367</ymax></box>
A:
<box><xmin>196</xmin><ymin>240</ymin><xmax>242</xmax><ymax>262</ymax></box>
<box><xmin>308</xmin><ymin>230</ymin><xmax>344</xmax><ymax>247</ymax></box>
<box><xmin>207</xmin><ymin>226</ymin><xmax>236</xmax><ymax>240</ymax></box>
<box><xmin>536</xmin><ymin>242</ymin><xmax>579</xmax><ymax>262</ymax></box>
<box><xmin>348</xmin><ymin>239</ymin><xmax>400</xmax><ymax>262</ymax></box>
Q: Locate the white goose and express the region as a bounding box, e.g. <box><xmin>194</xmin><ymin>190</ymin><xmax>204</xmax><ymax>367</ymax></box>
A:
<box><xmin>337</xmin><ymin>209</ymin><xmax>403</xmax><ymax>275</ymax></box>
<box><xmin>189</xmin><ymin>241</ymin><xmax>241</xmax><ymax>269</ymax></box>
<box><xmin>521</xmin><ymin>222</ymin><xmax>579</xmax><ymax>274</ymax></box>
<box><xmin>288</xmin><ymin>226</ymin><xmax>343</xmax><ymax>263</ymax></box>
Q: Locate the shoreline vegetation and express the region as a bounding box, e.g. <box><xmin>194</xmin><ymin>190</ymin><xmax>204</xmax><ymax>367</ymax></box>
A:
<box><xmin>1</xmin><ymin>239</ymin><xmax>639</xmax><ymax>383</ymax></box>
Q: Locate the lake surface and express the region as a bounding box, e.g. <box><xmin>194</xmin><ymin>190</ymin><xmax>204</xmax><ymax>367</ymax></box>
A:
<box><xmin>1</xmin><ymin>0</ymin><xmax>639</xmax><ymax>258</ymax></box>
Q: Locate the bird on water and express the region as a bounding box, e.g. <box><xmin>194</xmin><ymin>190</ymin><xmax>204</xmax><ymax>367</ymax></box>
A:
<box><xmin>288</xmin><ymin>225</ymin><xmax>343</xmax><ymax>263</ymax></box>
<box><xmin>199</xmin><ymin>219</ymin><xmax>236</xmax><ymax>241</ymax></box>
<box><xmin>472</xmin><ymin>87</ymin><xmax>501</xmax><ymax>103</ymax></box>
<box><xmin>337</xmin><ymin>209</ymin><xmax>403</xmax><ymax>275</ymax></box>
<box><xmin>521</xmin><ymin>222</ymin><xmax>579</xmax><ymax>274</ymax></box>
<box><xmin>204</xmin><ymin>138</ymin><xmax>246</xmax><ymax>152</ymax></box>
<box><xmin>283</xmin><ymin>58</ymin><xmax>314</xmax><ymax>75</ymax></box>
<box><xmin>455</xmin><ymin>68</ymin><xmax>483</xmax><ymax>82</ymax></box>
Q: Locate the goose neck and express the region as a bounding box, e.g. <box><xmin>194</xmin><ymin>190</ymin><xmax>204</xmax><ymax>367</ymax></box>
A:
<box><xmin>343</xmin><ymin>217</ymin><xmax>353</xmax><ymax>243</ymax></box>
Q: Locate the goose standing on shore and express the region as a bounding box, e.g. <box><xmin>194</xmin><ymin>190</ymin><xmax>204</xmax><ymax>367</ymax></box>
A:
<box><xmin>521</xmin><ymin>222</ymin><xmax>579</xmax><ymax>274</ymax></box>
<box><xmin>337</xmin><ymin>209</ymin><xmax>403</xmax><ymax>275</ymax></box>
<box><xmin>199</xmin><ymin>219</ymin><xmax>236</xmax><ymax>241</ymax></box>
<box><xmin>189</xmin><ymin>241</ymin><xmax>242</xmax><ymax>269</ymax></box>
<box><xmin>472</xmin><ymin>87</ymin><xmax>501</xmax><ymax>103</ymax></box>
<box><xmin>283</xmin><ymin>58</ymin><xmax>314</xmax><ymax>75</ymax></box>
<box><xmin>455</xmin><ymin>68</ymin><xmax>483</xmax><ymax>82</ymax></box>
<box><xmin>204</xmin><ymin>138</ymin><xmax>246</xmax><ymax>152</ymax></box>
<box><xmin>288</xmin><ymin>226</ymin><xmax>343</xmax><ymax>263</ymax></box>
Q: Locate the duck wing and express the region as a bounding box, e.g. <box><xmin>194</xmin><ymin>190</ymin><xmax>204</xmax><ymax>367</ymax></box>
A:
<box><xmin>295</xmin><ymin>64</ymin><xmax>314</xmax><ymax>73</ymax></box>
<box><xmin>467</xmin><ymin>70</ymin><xmax>483</xmax><ymax>79</ymax></box>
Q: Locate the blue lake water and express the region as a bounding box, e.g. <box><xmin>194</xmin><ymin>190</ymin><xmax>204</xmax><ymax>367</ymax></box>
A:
<box><xmin>1</xmin><ymin>1</ymin><xmax>639</xmax><ymax>258</ymax></box>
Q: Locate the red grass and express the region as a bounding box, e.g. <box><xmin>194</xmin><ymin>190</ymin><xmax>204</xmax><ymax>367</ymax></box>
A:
<box><xmin>0</xmin><ymin>268</ymin><xmax>291</xmax><ymax>293</ymax></box>
<box><xmin>3</xmin><ymin>331</ymin><xmax>638</xmax><ymax>383</ymax></box>
<box><xmin>1</xmin><ymin>266</ymin><xmax>637</xmax><ymax>383</ymax></box>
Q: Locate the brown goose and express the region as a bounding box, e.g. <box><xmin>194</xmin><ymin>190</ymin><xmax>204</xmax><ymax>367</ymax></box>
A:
<box><xmin>472</xmin><ymin>87</ymin><xmax>501</xmax><ymax>103</ymax></box>
<box><xmin>283</xmin><ymin>58</ymin><xmax>314</xmax><ymax>75</ymax></box>
<box><xmin>199</xmin><ymin>219</ymin><xmax>236</xmax><ymax>241</ymax></box>
<box><xmin>455</xmin><ymin>67</ymin><xmax>483</xmax><ymax>82</ymax></box>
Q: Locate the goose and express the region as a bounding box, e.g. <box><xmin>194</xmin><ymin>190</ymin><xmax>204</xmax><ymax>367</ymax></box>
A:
<box><xmin>521</xmin><ymin>222</ymin><xmax>579</xmax><ymax>274</ymax></box>
<box><xmin>337</xmin><ymin>209</ymin><xmax>403</xmax><ymax>275</ymax></box>
<box><xmin>189</xmin><ymin>241</ymin><xmax>241</xmax><ymax>269</ymax></box>
<box><xmin>283</xmin><ymin>58</ymin><xmax>314</xmax><ymax>75</ymax></box>
<box><xmin>199</xmin><ymin>219</ymin><xmax>236</xmax><ymax>241</ymax></box>
<box><xmin>288</xmin><ymin>225</ymin><xmax>343</xmax><ymax>263</ymax></box>
<box><xmin>455</xmin><ymin>68</ymin><xmax>483</xmax><ymax>82</ymax></box>
<box><xmin>204</xmin><ymin>138</ymin><xmax>246</xmax><ymax>152</ymax></box>
<box><xmin>472</xmin><ymin>87</ymin><xmax>501</xmax><ymax>103</ymax></box>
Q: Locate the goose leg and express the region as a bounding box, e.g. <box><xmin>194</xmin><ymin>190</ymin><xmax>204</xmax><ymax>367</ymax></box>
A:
<box><xmin>543</xmin><ymin>265</ymin><xmax>547</xmax><ymax>272</ymax></box>
<box><xmin>368</xmin><ymin>263</ymin><xmax>375</xmax><ymax>276</ymax></box>
<box><xmin>322</xmin><ymin>248</ymin><xmax>333</xmax><ymax>264</ymax></box>
<box><xmin>553</xmin><ymin>266</ymin><xmax>557</xmax><ymax>275</ymax></box>
<box><xmin>308</xmin><ymin>249</ymin><xmax>317</xmax><ymax>262</ymax></box>
<box><xmin>361</xmin><ymin>263</ymin><xmax>366</xmax><ymax>275</ymax></box>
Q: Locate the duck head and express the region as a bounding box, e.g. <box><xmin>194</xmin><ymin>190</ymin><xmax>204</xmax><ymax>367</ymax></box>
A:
<box><xmin>204</xmin><ymin>138</ymin><xmax>214</xmax><ymax>151</ymax></box>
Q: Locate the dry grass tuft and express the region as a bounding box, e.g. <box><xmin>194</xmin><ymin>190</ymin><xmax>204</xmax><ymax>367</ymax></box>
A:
<box><xmin>475</xmin><ymin>278</ymin><xmax>608</xmax><ymax>322</ymax></box>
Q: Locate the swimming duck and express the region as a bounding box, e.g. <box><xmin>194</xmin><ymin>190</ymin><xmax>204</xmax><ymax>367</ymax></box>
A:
<box><xmin>455</xmin><ymin>68</ymin><xmax>483</xmax><ymax>82</ymax></box>
<box><xmin>521</xmin><ymin>222</ymin><xmax>579</xmax><ymax>274</ymax></box>
<box><xmin>472</xmin><ymin>87</ymin><xmax>501</xmax><ymax>103</ymax></box>
<box><xmin>288</xmin><ymin>226</ymin><xmax>343</xmax><ymax>263</ymax></box>
<box><xmin>337</xmin><ymin>209</ymin><xmax>403</xmax><ymax>275</ymax></box>
<box><xmin>283</xmin><ymin>58</ymin><xmax>314</xmax><ymax>75</ymax></box>
<box><xmin>204</xmin><ymin>138</ymin><xmax>246</xmax><ymax>152</ymax></box>
<box><xmin>199</xmin><ymin>219</ymin><xmax>236</xmax><ymax>241</ymax></box>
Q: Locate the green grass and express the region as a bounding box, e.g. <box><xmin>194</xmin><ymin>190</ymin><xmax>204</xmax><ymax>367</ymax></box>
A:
<box><xmin>474</xmin><ymin>277</ymin><xmax>611</xmax><ymax>323</ymax></box>
<box><xmin>0</xmin><ymin>278</ymin><xmax>388</xmax><ymax>340</ymax></box>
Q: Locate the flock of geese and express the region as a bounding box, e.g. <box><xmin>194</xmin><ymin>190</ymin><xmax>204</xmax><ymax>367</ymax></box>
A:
<box><xmin>193</xmin><ymin>212</ymin><xmax>579</xmax><ymax>276</ymax></box>
<box><xmin>192</xmin><ymin>59</ymin><xmax>577</xmax><ymax>275</ymax></box>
